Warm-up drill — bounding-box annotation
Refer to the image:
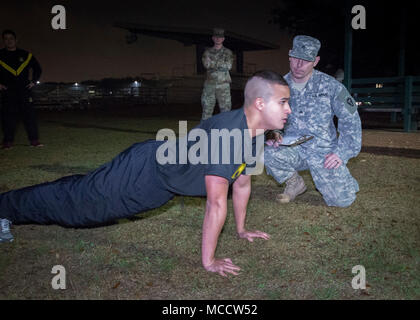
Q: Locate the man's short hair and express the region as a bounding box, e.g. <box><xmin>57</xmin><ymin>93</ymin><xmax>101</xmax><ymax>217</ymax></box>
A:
<box><xmin>2</xmin><ymin>29</ymin><xmax>16</xmax><ymax>39</ymax></box>
<box><xmin>244</xmin><ymin>70</ymin><xmax>289</xmax><ymax>107</ymax></box>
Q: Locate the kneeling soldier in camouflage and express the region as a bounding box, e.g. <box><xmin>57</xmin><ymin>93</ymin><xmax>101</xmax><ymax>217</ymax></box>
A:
<box><xmin>265</xmin><ymin>35</ymin><xmax>362</xmax><ymax>207</ymax></box>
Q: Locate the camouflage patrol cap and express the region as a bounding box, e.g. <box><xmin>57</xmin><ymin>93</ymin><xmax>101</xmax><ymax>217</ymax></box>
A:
<box><xmin>289</xmin><ymin>35</ymin><xmax>321</xmax><ymax>62</ymax></box>
<box><xmin>213</xmin><ymin>28</ymin><xmax>225</xmax><ymax>37</ymax></box>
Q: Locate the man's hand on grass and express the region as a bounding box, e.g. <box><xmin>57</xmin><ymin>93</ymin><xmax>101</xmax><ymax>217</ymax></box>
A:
<box><xmin>203</xmin><ymin>230</ymin><xmax>270</xmax><ymax>277</ymax></box>
<box><xmin>204</xmin><ymin>258</ymin><xmax>241</xmax><ymax>277</ymax></box>
<box><xmin>238</xmin><ymin>230</ymin><xmax>270</xmax><ymax>242</ymax></box>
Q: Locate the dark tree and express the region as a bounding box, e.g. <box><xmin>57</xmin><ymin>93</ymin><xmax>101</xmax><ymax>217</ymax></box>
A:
<box><xmin>270</xmin><ymin>0</ymin><xmax>346</xmax><ymax>75</ymax></box>
<box><xmin>270</xmin><ymin>0</ymin><xmax>418</xmax><ymax>77</ymax></box>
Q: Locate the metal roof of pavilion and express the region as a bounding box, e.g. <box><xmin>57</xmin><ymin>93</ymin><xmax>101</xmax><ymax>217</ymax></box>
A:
<box><xmin>113</xmin><ymin>22</ymin><xmax>279</xmax><ymax>51</ymax></box>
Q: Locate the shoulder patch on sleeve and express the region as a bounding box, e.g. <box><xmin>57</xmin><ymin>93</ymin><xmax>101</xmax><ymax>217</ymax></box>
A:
<box><xmin>337</xmin><ymin>87</ymin><xmax>357</xmax><ymax>114</ymax></box>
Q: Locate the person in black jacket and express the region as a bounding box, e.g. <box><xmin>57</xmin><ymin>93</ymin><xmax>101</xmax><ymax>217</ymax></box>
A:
<box><xmin>0</xmin><ymin>29</ymin><xmax>43</xmax><ymax>149</ymax></box>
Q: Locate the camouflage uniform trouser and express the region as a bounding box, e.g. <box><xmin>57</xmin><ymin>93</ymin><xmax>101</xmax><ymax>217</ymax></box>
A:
<box><xmin>201</xmin><ymin>82</ymin><xmax>231</xmax><ymax>120</ymax></box>
<box><xmin>264</xmin><ymin>145</ymin><xmax>359</xmax><ymax>207</ymax></box>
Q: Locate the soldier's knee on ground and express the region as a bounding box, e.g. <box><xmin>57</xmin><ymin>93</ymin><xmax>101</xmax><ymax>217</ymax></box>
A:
<box><xmin>324</xmin><ymin>193</ymin><xmax>357</xmax><ymax>208</ymax></box>
<box><xmin>265</xmin><ymin>164</ymin><xmax>275</xmax><ymax>177</ymax></box>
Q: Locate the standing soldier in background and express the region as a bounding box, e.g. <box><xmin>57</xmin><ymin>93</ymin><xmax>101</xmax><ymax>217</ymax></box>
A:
<box><xmin>0</xmin><ymin>29</ymin><xmax>43</xmax><ymax>150</ymax></box>
<box><xmin>201</xmin><ymin>28</ymin><xmax>233</xmax><ymax>120</ymax></box>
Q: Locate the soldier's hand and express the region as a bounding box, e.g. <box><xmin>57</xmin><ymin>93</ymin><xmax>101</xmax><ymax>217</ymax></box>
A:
<box><xmin>265</xmin><ymin>131</ymin><xmax>283</xmax><ymax>147</ymax></box>
<box><xmin>324</xmin><ymin>153</ymin><xmax>343</xmax><ymax>169</ymax></box>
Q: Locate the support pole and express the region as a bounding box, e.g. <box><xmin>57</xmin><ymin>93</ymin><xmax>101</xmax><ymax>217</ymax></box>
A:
<box><xmin>403</xmin><ymin>76</ymin><xmax>413</xmax><ymax>132</ymax></box>
<box><xmin>236</xmin><ymin>51</ymin><xmax>244</xmax><ymax>74</ymax></box>
<box><xmin>392</xmin><ymin>7</ymin><xmax>408</xmax><ymax>124</ymax></box>
<box><xmin>343</xmin><ymin>1</ymin><xmax>353</xmax><ymax>91</ymax></box>
<box><xmin>196</xmin><ymin>45</ymin><xmax>206</xmax><ymax>75</ymax></box>
<box><xmin>398</xmin><ymin>7</ymin><xmax>407</xmax><ymax>77</ymax></box>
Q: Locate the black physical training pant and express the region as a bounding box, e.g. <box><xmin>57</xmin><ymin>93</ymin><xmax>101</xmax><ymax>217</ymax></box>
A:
<box><xmin>1</xmin><ymin>89</ymin><xmax>39</xmax><ymax>143</ymax></box>
<box><xmin>0</xmin><ymin>140</ymin><xmax>175</xmax><ymax>227</ymax></box>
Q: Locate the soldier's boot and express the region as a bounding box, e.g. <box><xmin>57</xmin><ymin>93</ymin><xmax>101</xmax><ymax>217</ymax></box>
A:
<box><xmin>276</xmin><ymin>172</ymin><xmax>307</xmax><ymax>203</ymax></box>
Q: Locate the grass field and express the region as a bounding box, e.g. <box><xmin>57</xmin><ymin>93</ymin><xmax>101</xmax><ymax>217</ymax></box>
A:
<box><xmin>0</xmin><ymin>107</ymin><xmax>419</xmax><ymax>300</ymax></box>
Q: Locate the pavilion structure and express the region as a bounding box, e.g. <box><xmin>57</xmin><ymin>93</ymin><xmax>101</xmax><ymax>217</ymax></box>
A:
<box><xmin>114</xmin><ymin>22</ymin><xmax>279</xmax><ymax>75</ymax></box>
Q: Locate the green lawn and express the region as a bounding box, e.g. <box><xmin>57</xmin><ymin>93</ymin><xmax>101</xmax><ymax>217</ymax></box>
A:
<box><xmin>0</xmin><ymin>109</ymin><xmax>419</xmax><ymax>299</ymax></box>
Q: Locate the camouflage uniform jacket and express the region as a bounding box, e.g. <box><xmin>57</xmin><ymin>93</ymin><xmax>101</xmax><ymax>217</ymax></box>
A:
<box><xmin>284</xmin><ymin>70</ymin><xmax>362</xmax><ymax>163</ymax></box>
<box><xmin>202</xmin><ymin>46</ymin><xmax>233</xmax><ymax>84</ymax></box>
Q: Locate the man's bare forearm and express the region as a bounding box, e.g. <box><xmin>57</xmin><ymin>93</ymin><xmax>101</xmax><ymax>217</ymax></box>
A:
<box><xmin>202</xmin><ymin>175</ymin><xmax>229</xmax><ymax>268</ymax></box>
<box><xmin>201</xmin><ymin>200</ymin><xmax>227</xmax><ymax>267</ymax></box>
<box><xmin>232</xmin><ymin>175</ymin><xmax>270</xmax><ymax>243</ymax></box>
<box><xmin>232</xmin><ymin>175</ymin><xmax>251</xmax><ymax>234</ymax></box>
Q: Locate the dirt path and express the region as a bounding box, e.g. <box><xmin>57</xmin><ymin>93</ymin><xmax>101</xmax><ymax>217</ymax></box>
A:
<box><xmin>362</xmin><ymin>129</ymin><xmax>420</xmax><ymax>149</ymax></box>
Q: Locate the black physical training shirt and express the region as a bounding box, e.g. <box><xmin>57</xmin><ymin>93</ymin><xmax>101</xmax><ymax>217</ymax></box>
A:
<box><xmin>0</xmin><ymin>48</ymin><xmax>42</xmax><ymax>90</ymax></box>
<box><xmin>156</xmin><ymin>108</ymin><xmax>260</xmax><ymax>196</ymax></box>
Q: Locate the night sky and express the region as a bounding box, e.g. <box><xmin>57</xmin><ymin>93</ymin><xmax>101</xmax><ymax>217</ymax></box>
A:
<box><xmin>1</xmin><ymin>0</ymin><xmax>415</xmax><ymax>82</ymax></box>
